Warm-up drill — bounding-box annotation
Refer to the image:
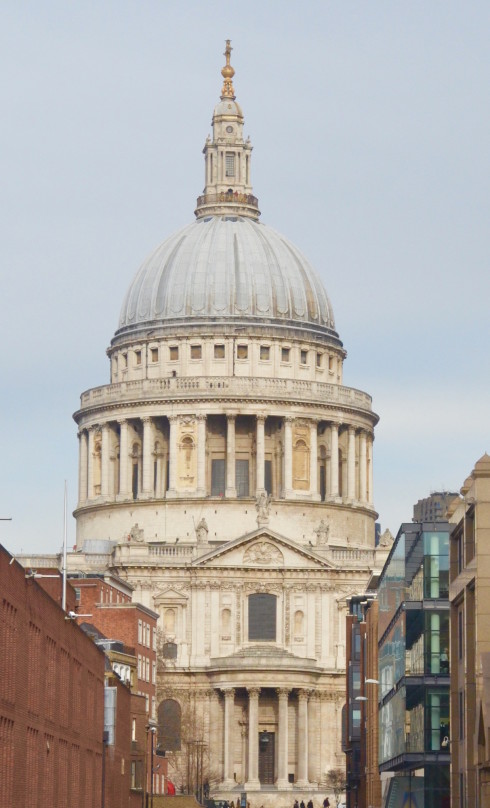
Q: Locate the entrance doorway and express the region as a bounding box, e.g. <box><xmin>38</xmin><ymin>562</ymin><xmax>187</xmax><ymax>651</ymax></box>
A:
<box><xmin>258</xmin><ymin>731</ymin><xmax>275</xmax><ymax>784</ymax></box>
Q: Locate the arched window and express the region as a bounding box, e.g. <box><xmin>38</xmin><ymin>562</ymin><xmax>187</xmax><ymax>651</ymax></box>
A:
<box><xmin>158</xmin><ymin>699</ymin><xmax>181</xmax><ymax>751</ymax></box>
<box><xmin>248</xmin><ymin>593</ymin><xmax>277</xmax><ymax>641</ymax></box>
<box><xmin>162</xmin><ymin>642</ymin><xmax>178</xmax><ymax>660</ymax></box>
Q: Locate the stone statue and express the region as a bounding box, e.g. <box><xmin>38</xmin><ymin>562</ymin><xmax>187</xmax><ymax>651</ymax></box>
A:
<box><xmin>314</xmin><ymin>519</ymin><xmax>330</xmax><ymax>546</ymax></box>
<box><xmin>195</xmin><ymin>517</ymin><xmax>209</xmax><ymax>543</ymax></box>
<box><xmin>379</xmin><ymin>528</ymin><xmax>394</xmax><ymax>547</ymax></box>
<box><xmin>255</xmin><ymin>491</ymin><xmax>272</xmax><ymax>525</ymax></box>
<box><xmin>128</xmin><ymin>523</ymin><xmax>145</xmax><ymax>543</ymax></box>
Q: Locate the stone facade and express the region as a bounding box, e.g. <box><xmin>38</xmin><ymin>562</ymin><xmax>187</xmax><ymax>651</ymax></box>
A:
<box><xmin>67</xmin><ymin>43</ymin><xmax>390</xmax><ymax>805</ymax></box>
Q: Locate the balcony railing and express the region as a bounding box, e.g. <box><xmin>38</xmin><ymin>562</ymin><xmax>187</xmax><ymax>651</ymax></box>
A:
<box><xmin>79</xmin><ymin>376</ymin><xmax>373</xmax><ymax>413</ymax></box>
<box><xmin>196</xmin><ymin>191</ymin><xmax>259</xmax><ymax>209</ymax></box>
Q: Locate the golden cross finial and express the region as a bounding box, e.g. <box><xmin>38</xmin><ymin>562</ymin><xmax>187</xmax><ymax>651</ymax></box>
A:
<box><xmin>220</xmin><ymin>39</ymin><xmax>235</xmax><ymax>99</ymax></box>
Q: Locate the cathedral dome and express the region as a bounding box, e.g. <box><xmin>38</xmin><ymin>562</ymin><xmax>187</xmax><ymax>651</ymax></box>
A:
<box><xmin>114</xmin><ymin>215</ymin><xmax>339</xmax><ymax>345</ymax></box>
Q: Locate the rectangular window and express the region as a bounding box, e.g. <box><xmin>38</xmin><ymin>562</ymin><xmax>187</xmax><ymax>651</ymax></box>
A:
<box><xmin>134</xmin><ymin>350</ymin><xmax>142</xmax><ymax>365</ymax></box>
<box><xmin>138</xmin><ymin>620</ymin><xmax>142</xmax><ymax>644</ymax></box>
<box><xmin>264</xmin><ymin>460</ymin><xmax>272</xmax><ymax>495</ymax></box>
<box><xmin>152</xmin><ymin>661</ymin><xmax>156</xmax><ymax>684</ymax></box>
<box><xmin>169</xmin><ymin>346</ymin><xmax>179</xmax><ymax>361</ymax></box>
<box><xmin>459</xmin><ymin>690</ymin><xmax>465</xmax><ymax>739</ymax></box>
<box><xmin>281</xmin><ymin>347</ymin><xmax>290</xmax><ymax>362</ymax></box>
<box><xmin>225</xmin><ymin>152</ymin><xmax>235</xmax><ymax>177</ymax></box>
<box><xmin>211</xmin><ymin>459</ymin><xmax>226</xmax><ymax>496</ymax></box>
<box><xmin>146</xmin><ymin>624</ymin><xmax>150</xmax><ymax>647</ymax></box>
<box><xmin>260</xmin><ymin>345</ymin><xmax>270</xmax><ymax>361</ymax></box>
<box><xmin>300</xmin><ymin>349</ymin><xmax>308</xmax><ymax>365</ymax></box>
<box><xmin>316</xmin><ymin>352</ymin><xmax>323</xmax><ymax>368</ymax></box>
<box><xmin>150</xmin><ymin>348</ymin><xmax>158</xmax><ymax>363</ymax></box>
<box><xmin>214</xmin><ymin>344</ymin><xmax>225</xmax><ymax>359</ymax></box>
<box><xmin>132</xmin><ymin>718</ymin><xmax>136</xmax><ymax>742</ymax></box>
<box><xmin>458</xmin><ymin>609</ymin><xmax>464</xmax><ymax>660</ymax></box>
<box><xmin>122</xmin><ymin>353</ymin><xmax>128</xmax><ymax>368</ymax></box>
<box><xmin>237</xmin><ymin>344</ymin><xmax>248</xmax><ymax>359</ymax></box>
<box><xmin>248</xmin><ymin>593</ymin><xmax>277</xmax><ymax>641</ymax></box>
<box><xmin>329</xmin><ymin>355</ymin><xmax>335</xmax><ymax>371</ymax></box>
<box><xmin>236</xmin><ymin>459</ymin><xmax>250</xmax><ymax>498</ymax></box>
<box><xmin>190</xmin><ymin>344</ymin><xmax>202</xmax><ymax>359</ymax></box>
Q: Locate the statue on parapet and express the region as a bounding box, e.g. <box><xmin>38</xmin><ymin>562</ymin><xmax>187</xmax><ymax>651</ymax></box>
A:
<box><xmin>195</xmin><ymin>517</ymin><xmax>209</xmax><ymax>543</ymax></box>
<box><xmin>314</xmin><ymin>519</ymin><xmax>330</xmax><ymax>546</ymax></box>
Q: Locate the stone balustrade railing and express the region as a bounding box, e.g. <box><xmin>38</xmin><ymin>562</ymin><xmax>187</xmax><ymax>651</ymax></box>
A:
<box><xmin>325</xmin><ymin>547</ymin><xmax>376</xmax><ymax>567</ymax></box>
<box><xmin>79</xmin><ymin>376</ymin><xmax>373</xmax><ymax>413</ymax></box>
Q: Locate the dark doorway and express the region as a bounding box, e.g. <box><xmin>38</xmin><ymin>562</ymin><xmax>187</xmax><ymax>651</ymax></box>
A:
<box><xmin>258</xmin><ymin>731</ymin><xmax>275</xmax><ymax>784</ymax></box>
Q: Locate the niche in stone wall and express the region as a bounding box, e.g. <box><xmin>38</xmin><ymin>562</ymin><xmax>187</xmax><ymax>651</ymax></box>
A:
<box><xmin>292</xmin><ymin>423</ymin><xmax>310</xmax><ymax>491</ymax></box>
<box><xmin>176</xmin><ymin>419</ymin><xmax>197</xmax><ymax>490</ymax></box>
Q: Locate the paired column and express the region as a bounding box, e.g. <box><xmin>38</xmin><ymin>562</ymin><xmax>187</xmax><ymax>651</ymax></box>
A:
<box><xmin>222</xmin><ymin>688</ymin><xmax>236</xmax><ymax>787</ymax></box>
<box><xmin>296</xmin><ymin>689</ymin><xmax>310</xmax><ymax>787</ymax></box>
<box><xmin>329</xmin><ymin>422</ymin><xmax>340</xmax><ymax>499</ymax></box>
<box><xmin>276</xmin><ymin>688</ymin><xmax>291</xmax><ymax>789</ymax></box>
<box><xmin>100</xmin><ymin>423</ymin><xmax>111</xmax><ymax>499</ymax></box>
<box><xmin>347</xmin><ymin>426</ymin><xmax>356</xmax><ymax>501</ymax></box>
<box><xmin>283</xmin><ymin>417</ymin><xmax>293</xmax><ymax>496</ymax></box>
<box><xmin>225</xmin><ymin>415</ymin><xmax>237</xmax><ymax>497</ymax></box>
<box><xmin>256</xmin><ymin>415</ymin><xmax>266</xmax><ymax>495</ymax></box>
<box><xmin>141</xmin><ymin>417</ymin><xmax>153</xmax><ymax>498</ymax></box>
<box><xmin>197</xmin><ymin>415</ymin><xmax>207</xmax><ymax>495</ymax></box>
<box><xmin>245</xmin><ymin>687</ymin><xmax>260</xmax><ymax>789</ymax></box>
<box><xmin>118</xmin><ymin>419</ymin><xmax>130</xmax><ymax>499</ymax></box>
<box><xmin>87</xmin><ymin>426</ymin><xmax>96</xmax><ymax>500</ymax></box>
<box><xmin>167</xmin><ymin>415</ymin><xmax>178</xmax><ymax>495</ymax></box>
<box><xmin>78</xmin><ymin>430</ymin><xmax>88</xmax><ymax>505</ymax></box>
<box><xmin>309</xmin><ymin>420</ymin><xmax>319</xmax><ymax>500</ymax></box>
<box><xmin>359</xmin><ymin>430</ymin><xmax>367</xmax><ymax>504</ymax></box>
<box><xmin>367</xmin><ymin>432</ymin><xmax>374</xmax><ymax>507</ymax></box>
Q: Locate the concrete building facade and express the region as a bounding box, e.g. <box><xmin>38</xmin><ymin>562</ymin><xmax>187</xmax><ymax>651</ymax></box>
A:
<box><xmin>448</xmin><ymin>453</ymin><xmax>490</xmax><ymax>807</ymax></box>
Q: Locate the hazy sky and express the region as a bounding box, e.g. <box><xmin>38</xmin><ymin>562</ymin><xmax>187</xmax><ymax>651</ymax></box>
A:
<box><xmin>1</xmin><ymin>1</ymin><xmax>489</xmax><ymax>555</ymax></box>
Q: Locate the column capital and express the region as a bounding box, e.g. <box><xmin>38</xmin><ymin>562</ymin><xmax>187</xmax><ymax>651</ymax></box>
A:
<box><xmin>222</xmin><ymin>686</ymin><xmax>235</xmax><ymax>698</ymax></box>
<box><xmin>297</xmin><ymin>688</ymin><xmax>309</xmax><ymax>703</ymax></box>
<box><xmin>141</xmin><ymin>416</ymin><xmax>152</xmax><ymax>425</ymax></box>
<box><xmin>196</xmin><ymin>413</ymin><xmax>207</xmax><ymax>422</ymax></box>
<box><xmin>246</xmin><ymin>686</ymin><xmax>261</xmax><ymax>698</ymax></box>
<box><xmin>256</xmin><ymin>414</ymin><xmax>266</xmax><ymax>424</ymax></box>
<box><xmin>276</xmin><ymin>687</ymin><xmax>290</xmax><ymax>699</ymax></box>
<box><xmin>168</xmin><ymin>414</ymin><xmax>180</xmax><ymax>424</ymax></box>
<box><xmin>225</xmin><ymin>412</ymin><xmax>236</xmax><ymax>422</ymax></box>
<box><xmin>284</xmin><ymin>415</ymin><xmax>294</xmax><ymax>424</ymax></box>
<box><xmin>117</xmin><ymin>417</ymin><xmax>127</xmax><ymax>426</ymax></box>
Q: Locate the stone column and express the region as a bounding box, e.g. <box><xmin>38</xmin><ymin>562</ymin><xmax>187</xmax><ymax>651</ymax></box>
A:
<box><xmin>118</xmin><ymin>419</ymin><xmax>130</xmax><ymax>499</ymax></box>
<box><xmin>209</xmin><ymin>689</ymin><xmax>221</xmax><ymax>785</ymax></box>
<box><xmin>101</xmin><ymin>423</ymin><xmax>110</xmax><ymax>500</ymax></box>
<box><xmin>255</xmin><ymin>415</ymin><xmax>266</xmax><ymax>495</ymax></box>
<box><xmin>309</xmin><ymin>420</ymin><xmax>320</xmax><ymax>500</ymax></box>
<box><xmin>307</xmin><ymin>692</ymin><xmax>320</xmax><ymax>786</ymax></box>
<box><xmin>197</xmin><ymin>415</ymin><xmax>207</xmax><ymax>495</ymax></box>
<box><xmin>141</xmin><ymin>417</ymin><xmax>153</xmax><ymax>498</ymax></box>
<box><xmin>225</xmin><ymin>414</ymin><xmax>237</xmax><ymax>498</ymax></box>
<box><xmin>78</xmin><ymin>430</ymin><xmax>88</xmax><ymax>505</ymax></box>
<box><xmin>296</xmin><ymin>689</ymin><xmax>309</xmax><ymax>787</ymax></box>
<box><xmin>359</xmin><ymin>430</ymin><xmax>367</xmax><ymax>504</ymax></box>
<box><xmin>167</xmin><ymin>415</ymin><xmax>178</xmax><ymax>496</ymax></box>
<box><xmin>367</xmin><ymin>432</ymin><xmax>374</xmax><ymax>507</ymax></box>
<box><xmin>329</xmin><ymin>423</ymin><xmax>340</xmax><ymax>499</ymax></box>
<box><xmin>283</xmin><ymin>417</ymin><xmax>293</xmax><ymax>497</ymax></box>
<box><xmin>222</xmin><ymin>688</ymin><xmax>236</xmax><ymax>787</ymax></box>
<box><xmin>347</xmin><ymin>426</ymin><xmax>356</xmax><ymax>502</ymax></box>
<box><xmin>276</xmin><ymin>688</ymin><xmax>291</xmax><ymax>789</ymax></box>
<box><xmin>245</xmin><ymin>687</ymin><xmax>260</xmax><ymax>789</ymax></box>
<box><xmin>87</xmin><ymin>426</ymin><xmax>95</xmax><ymax>500</ymax></box>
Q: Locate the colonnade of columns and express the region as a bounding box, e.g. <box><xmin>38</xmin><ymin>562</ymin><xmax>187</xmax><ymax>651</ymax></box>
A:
<box><xmin>219</xmin><ymin>686</ymin><xmax>319</xmax><ymax>790</ymax></box>
<box><xmin>77</xmin><ymin>413</ymin><xmax>374</xmax><ymax>508</ymax></box>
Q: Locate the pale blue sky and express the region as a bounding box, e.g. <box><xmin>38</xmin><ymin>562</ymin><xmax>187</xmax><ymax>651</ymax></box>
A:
<box><xmin>1</xmin><ymin>1</ymin><xmax>489</xmax><ymax>554</ymax></box>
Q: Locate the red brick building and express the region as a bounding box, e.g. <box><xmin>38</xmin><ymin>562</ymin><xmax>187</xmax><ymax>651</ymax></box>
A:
<box><xmin>0</xmin><ymin>544</ymin><xmax>106</xmax><ymax>808</ymax></box>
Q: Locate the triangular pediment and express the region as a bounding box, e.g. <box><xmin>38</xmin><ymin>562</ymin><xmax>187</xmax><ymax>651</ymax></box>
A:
<box><xmin>153</xmin><ymin>586</ymin><xmax>188</xmax><ymax>604</ymax></box>
<box><xmin>191</xmin><ymin>528</ymin><xmax>337</xmax><ymax>570</ymax></box>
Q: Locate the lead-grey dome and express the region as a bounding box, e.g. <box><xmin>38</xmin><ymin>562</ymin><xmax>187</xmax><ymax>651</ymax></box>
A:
<box><xmin>114</xmin><ymin>216</ymin><xmax>340</xmax><ymax>345</ymax></box>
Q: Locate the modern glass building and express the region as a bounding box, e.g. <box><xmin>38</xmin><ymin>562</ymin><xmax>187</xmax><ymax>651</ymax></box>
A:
<box><xmin>378</xmin><ymin>522</ymin><xmax>450</xmax><ymax>808</ymax></box>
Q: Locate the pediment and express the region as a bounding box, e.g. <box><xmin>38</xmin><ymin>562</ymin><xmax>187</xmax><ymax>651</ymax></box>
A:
<box><xmin>191</xmin><ymin>528</ymin><xmax>337</xmax><ymax>570</ymax></box>
<box><xmin>153</xmin><ymin>586</ymin><xmax>188</xmax><ymax>605</ymax></box>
